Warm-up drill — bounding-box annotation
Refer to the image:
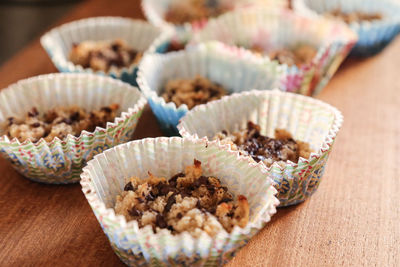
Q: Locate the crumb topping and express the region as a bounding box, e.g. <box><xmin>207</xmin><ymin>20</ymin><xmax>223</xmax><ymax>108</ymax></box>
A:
<box><xmin>69</xmin><ymin>39</ymin><xmax>142</xmax><ymax>72</ymax></box>
<box><xmin>213</xmin><ymin>121</ymin><xmax>312</xmax><ymax>167</ymax></box>
<box><xmin>162</xmin><ymin>75</ymin><xmax>228</xmax><ymax>109</ymax></box>
<box><xmin>114</xmin><ymin>159</ymin><xmax>249</xmax><ymax>237</ymax></box>
<box><xmin>250</xmin><ymin>44</ymin><xmax>317</xmax><ymax>67</ymax></box>
<box><xmin>165</xmin><ymin>0</ymin><xmax>232</xmax><ymax>25</ymax></box>
<box><xmin>3</xmin><ymin>104</ymin><xmax>119</xmax><ymax>142</ymax></box>
<box><xmin>326</xmin><ymin>9</ymin><xmax>383</xmax><ymax>24</ymax></box>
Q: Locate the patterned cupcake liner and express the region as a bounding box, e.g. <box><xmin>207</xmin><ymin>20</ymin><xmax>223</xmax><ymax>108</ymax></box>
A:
<box><xmin>0</xmin><ymin>73</ymin><xmax>146</xmax><ymax>184</ymax></box>
<box><xmin>294</xmin><ymin>0</ymin><xmax>400</xmax><ymax>57</ymax></box>
<box><xmin>40</xmin><ymin>16</ymin><xmax>168</xmax><ymax>86</ymax></box>
<box><xmin>194</xmin><ymin>7</ymin><xmax>358</xmax><ymax>95</ymax></box>
<box><xmin>137</xmin><ymin>41</ymin><xmax>285</xmax><ymax>136</ymax></box>
<box><xmin>141</xmin><ymin>0</ymin><xmax>287</xmax><ymax>33</ymax></box>
<box><xmin>80</xmin><ymin>137</ymin><xmax>279</xmax><ymax>266</ymax></box>
<box><xmin>178</xmin><ymin>90</ymin><xmax>343</xmax><ymax>207</ymax></box>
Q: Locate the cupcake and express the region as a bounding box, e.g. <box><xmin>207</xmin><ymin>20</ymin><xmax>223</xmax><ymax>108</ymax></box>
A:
<box><xmin>137</xmin><ymin>41</ymin><xmax>285</xmax><ymax>135</ymax></box>
<box><xmin>294</xmin><ymin>0</ymin><xmax>400</xmax><ymax>56</ymax></box>
<box><xmin>178</xmin><ymin>90</ymin><xmax>343</xmax><ymax>207</ymax></box>
<box><xmin>142</xmin><ymin>0</ymin><xmax>287</xmax><ymax>32</ymax></box>
<box><xmin>194</xmin><ymin>7</ymin><xmax>358</xmax><ymax>95</ymax></box>
<box><xmin>80</xmin><ymin>137</ymin><xmax>279</xmax><ymax>266</ymax></box>
<box><xmin>40</xmin><ymin>17</ymin><xmax>170</xmax><ymax>86</ymax></box>
<box><xmin>0</xmin><ymin>73</ymin><xmax>146</xmax><ymax>184</ymax></box>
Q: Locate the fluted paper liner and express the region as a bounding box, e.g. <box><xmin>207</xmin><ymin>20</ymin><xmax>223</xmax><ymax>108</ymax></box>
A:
<box><xmin>80</xmin><ymin>137</ymin><xmax>279</xmax><ymax>266</ymax></box>
<box><xmin>0</xmin><ymin>73</ymin><xmax>146</xmax><ymax>184</ymax></box>
<box><xmin>194</xmin><ymin>7</ymin><xmax>357</xmax><ymax>95</ymax></box>
<box><xmin>294</xmin><ymin>0</ymin><xmax>400</xmax><ymax>56</ymax></box>
<box><xmin>141</xmin><ymin>0</ymin><xmax>287</xmax><ymax>33</ymax></box>
<box><xmin>137</xmin><ymin>41</ymin><xmax>285</xmax><ymax>135</ymax></box>
<box><xmin>178</xmin><ymin>90</ymin><xmax>343</xmax><ymax>206</ymax></box>
<box><xmin>40</xmin><ymin>16</ymin><xmax>169</xmax><ymax>85</ymax></box>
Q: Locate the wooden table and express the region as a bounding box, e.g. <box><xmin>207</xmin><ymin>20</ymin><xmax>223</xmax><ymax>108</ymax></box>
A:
<box><xmin>0</xmin><ymin>0</ymin><xmax>399</xmax><ymax>266</ymax></box>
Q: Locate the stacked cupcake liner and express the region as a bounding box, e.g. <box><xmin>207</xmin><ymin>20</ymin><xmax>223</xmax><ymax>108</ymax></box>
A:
<box><xmin>141</xmin><ymin>0</ymin><xmax>287</xmax><ymax>33</ymax></box>
<box><xmin>295</xmin><ymin>0</ymin><xmax>400</xmax><ymax>57</ymax></box>
<box><xmin>178</xmin><ymin>90</ymin><xmax>343</xmax><ymax>206</ymax></box>
<box><xmin>0</xmin><ymin>74</ymin><xmax>146</xmax><ymax>184</ymax></box>
<box><xmin>80</xmin><ymin>137</ymin><xmax>279</xmax><ymax>266</ymax></box>
<box><xmin>193</xmin><ymin>7</ymin><xmax>357</xmax><ymax>95</ymax></box>
<box><xmin>40</xmin><ymin>16</ymin><xmax>170</xmax><ymax>86</ymax></box>
<box><xmin>137</xmin><ymin>41</ymin><xmax>285</xmax><ymax>135</ymax></box>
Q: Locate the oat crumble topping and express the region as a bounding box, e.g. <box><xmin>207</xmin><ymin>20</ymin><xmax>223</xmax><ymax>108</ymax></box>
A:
<box><xmin>114</xmin><ymin>159</ymin><xmax>249</xmax><ymax>237</ymax></box>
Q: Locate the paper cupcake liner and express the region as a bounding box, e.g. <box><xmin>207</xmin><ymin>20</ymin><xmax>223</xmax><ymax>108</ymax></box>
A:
<box><xmin>0</xmin><ymin>73</ymin><xmax>146</xmax><ymax>184</ymax></box>
<box><xmin>137</xmin><ymin>41</ymin><xmax>285</xmax><ymax>136</ymax></box>
<box><xmin>80</xmin><ymin>137</ymin><xmax>279</xmax><ymax>266</ymax></box>
<box><xmin>40</xmin><ymin>16</ymin><xmax>168</xmax><ymax>86</ymax></box>
<box><xmin>141</xmin><ymin>0</ymin><xmax>287</xmax><ymax>33</ymax></box>
<box><xmin>194</xmin><ymin>7</ymin><xmax>357</xmax><ymax>95</ymax></box>
<box><xmin>295</xmin><ymin>0</ymin><xmax>400</xmax><ymax>57</ymax></box>
<box><xmin>178</xmin><ymin>90</ymin><xmax>343</xmax><ymax>207</ymax></box>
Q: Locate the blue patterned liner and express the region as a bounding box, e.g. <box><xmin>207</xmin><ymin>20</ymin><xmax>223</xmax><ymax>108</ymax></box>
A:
<box><xmin>80</xmin><ymin>137</ymin><xmax>279</xmax><ymax>266</ymax></box>
<box><xmin>137</xmin><ymin>41</ymin><xmax>285</xmax><ymax>136</ymax></box>
<box><xmin>295</xmin><ymin>0</ymin><xmax>400</xmax><ymax>56</ymax></box>
<box><xmin>40</xmin><ymin>16</ymin><xmax>170</xmax><ymax>86</ymax></box>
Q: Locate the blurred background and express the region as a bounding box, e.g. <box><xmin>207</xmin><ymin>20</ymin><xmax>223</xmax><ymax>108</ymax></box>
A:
<box><xmin>0</xmin><ymin>0</ymin><xmax>81</xmax><ymax>65</ymax></box>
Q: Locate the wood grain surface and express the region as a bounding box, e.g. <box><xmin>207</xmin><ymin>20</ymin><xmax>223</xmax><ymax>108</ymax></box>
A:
<box><xmin>0</xmin><ymin>0</ymin><xmax>399</xmax><ymax>266</ymax></box>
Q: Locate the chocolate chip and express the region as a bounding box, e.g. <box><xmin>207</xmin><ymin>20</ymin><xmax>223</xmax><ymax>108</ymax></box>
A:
<box><xmin>196</xmin><ymin>200</ymin><xmax>202</xmax><ymax>209</ymax></box>
<box><xmin>100</xmin><ymin>107</ymin><xmax>112</xmax><ymax>113</ymax></box>
<box><xmin>128</xmin><ymin>207</ymin><xmax>141</xmax><ymax>217</ymax></box>
<box><xmin>7</xmin><ymin>117</ymin><xmax>14</xmax><ymax>126</ymax></box>
<box><xmin>177</xmin><ymin>212</ymin><xmax>183</xmax><ymax>219</ymax></box>
<box><xmin>164</xmin><ymin>193</ymin><xmax>176</xmax><ymax>213</ymax></box>
<box><xmin>124</xmin><ymin>182</ymin><xmax>134</xmax><ymax>191</ymax></box>
<box><xmin>155</xmin><ymin>214</ymin><xmax>168</xmax><ymax>229</ymax></box>
<box><xmin>227</xmin><ymin>211</ymin><xmax>234</xmax><ymax>218</ymax></box>
<box><xmin>136</xmin><ymin>197</ymin><xmax>144</xmax><ymax>203</ymax></box>
<box><xmin>194</xmin><ymin>176</ymin><xmax>208</xmax><ymax>187</ymax></box>
<box><xmin>111</xmin><ymin>43</ymin><xmax>120</xmax><ymax>51</ymax></box>
<box><xmin>221</xmin><ymin>130</ymin><xmax>227</xmax><ymax>135</ymax></box>
<box><xmin>59</xmin><ymin>118</ymin><xmax>72</xmax><ymax>125</ymax></box>
<box><xmin>30</xmin><ymin>122</ymin><xmax>41</xmax><ymax>128</ymax></box>
<box><xmin>218</xmin><ymin>197</ymin><xmax>233</xmax><ymax>204</ymax></box>
<box><xmin>145</xmin><ymin>191</ymin><xmax>156</xmax><ymax>201</ymax></box>
<box><xmin>28</xmin><ymin>107</ymin><xmax>39</xmax><ymax>117</ymax></box>
<box><xmin>69</xmin><ymin>112</ymin><xmax>80</xmax><ymax>121</ymax></box>
<box><xmin>207</xmin><ymin>206</ymin><xmax>216</xmax><ymax>214</ymax></box>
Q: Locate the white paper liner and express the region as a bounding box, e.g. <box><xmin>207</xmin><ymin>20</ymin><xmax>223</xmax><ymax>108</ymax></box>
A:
<box><xmin>80</xmin><ymin>137</ymin><xmax>279</xmax><ymax>265</ymax></box>
<box><xmin>137</xmin><ymin>41</ymin><xmax>285</xmax><ymax>135</ymax></box>
<box><xmin>178</xmin><ymin>90</ymin><xmax>343</xmax><ymax>206</ymax></box>
<box><xmin>193</xmin><ymin>6</ymin><xmax>358</xmax><ymax>95</ymax></box>
<box><xmin>40</xmin><ymin>16</ymin><xmax>168</xmax><ymax>84</ymax></box>
<box><xmin>0</xmin><ymin>73</ymin><xmax>146</xmax><ymax>184</ymax></box>
<box><xmin>141</xmin><ymin>0</ymin><xmax>287</xmax><ymax>32</ymax></box>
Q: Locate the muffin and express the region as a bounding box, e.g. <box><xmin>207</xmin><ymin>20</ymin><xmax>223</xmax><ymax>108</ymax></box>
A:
<box><xmin>137</xmin><ymin>41</ymin><xmax>284</xmax><ymax>135</ymax></box>
<box><xmin>294</xmin><ymin>0</ymin><xmax>400</xmax><ymax>56</ymax></box>
<box><xmin>0</xmin><ymin>73</ymin><xmax>146</xmax><ymax>184</ymax></box>
<box><xmin>194</xmin><ymin>7</ymin><xmax>358</xmax><ymax>95</ymax></box>
<box><xmin>41</xmin><ymin>17</ymin><xmax>169</xmax><ymax>86</ymax></box>
<box><xmin>178</xmin><ymin>90</ymin><xmax>343</xmax><ymax>206</ymax></box>
<box><xmin>80</xmin><ymin>137</ymin><xmax>279</xmax><ymax>266</ymax></box>
<box><xmin>142</xmin><ymin>0</ymin><xmax>288</xmax><ymax>31</ymax></box>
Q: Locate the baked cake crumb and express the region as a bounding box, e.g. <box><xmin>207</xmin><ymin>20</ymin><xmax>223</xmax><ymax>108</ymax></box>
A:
<box><xmin>114</xmin><ymin>159</ymin><xmax>249</xmax><ymax>237</ymax></box>
<box><xmin>250</xmin><ymin>44</ymin><xmax>317</xmax><ymax>67</ymax></box>
<box><xmin>165</xmin><ymin>0</ymin><xmax>233</xmax><ymax>25</ymax></box>
<box><xmin>3</xmin><ymin>104</ymin><xmax>119</xmax><ymax>143</ymax></box>
<box><xmin>213</xmin><ymin>121</ymin><xmax>312</xmax><ymax>167</ymax></box>
<box><xmin>326</xmin><ymin>9</ymin><xmax>383</xmax><ymax>24</ymax></box>
<box><xmin>69</xmin><ymin>39</ymin><xmax>142</xmax><ymax>73</ymax></box>
<box><xmin>162</xmin><ymin>75</ymin><xmax>227</xmax><ymax>109</ymax></box>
